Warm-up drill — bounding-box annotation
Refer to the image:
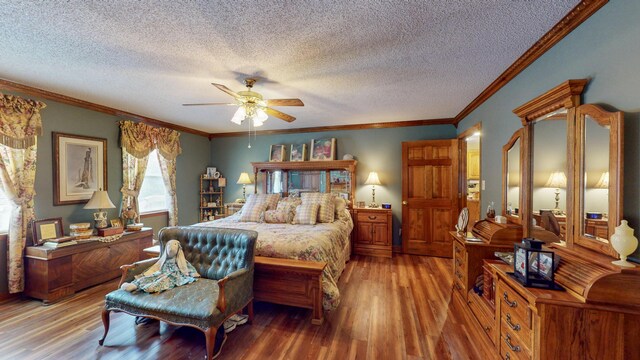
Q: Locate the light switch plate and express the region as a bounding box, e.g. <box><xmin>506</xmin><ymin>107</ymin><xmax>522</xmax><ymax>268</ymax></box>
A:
<box><xmin>481</xmin><ymin>180</ymin><xmax>486</xmax><ymax>190</ymax></box>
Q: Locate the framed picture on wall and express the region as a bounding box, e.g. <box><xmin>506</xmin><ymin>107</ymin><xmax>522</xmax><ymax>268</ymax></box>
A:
<box><xmin>269</xmin><ymin>144</ymin><xmax>286</xmax><ymax>162</ymax></box>
<box><xmin>53</xmin><ymin>132</ymin><xmax>107</xmax><ymax>205</ymax></box>
<box><xmin>290</xmin><ymin>144</ymin><xmax>307</xmax><ymax>161</ymax></box>
<box><xmin>310</xmin><ymin>138</ymin><xmax>336</xmax><ymax>161</ymax></box>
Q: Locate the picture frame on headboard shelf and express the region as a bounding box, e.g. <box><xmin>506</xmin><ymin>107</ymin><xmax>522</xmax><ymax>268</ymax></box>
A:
<box><xmin>290</xmin><ymin>144</ymin><xmax>307</xmax><ymax>161</ymax></box>
<box><xmin>310</xmin><ymin>138</ymin><xmax>336</xmax><ymax>161</ymax></box>
<box><xmin>269</xmin><ymin>144</ymin><xmax>286</xmax><ymax>162</ymax></box>
<box><xmin>53</xmin><ymin>132</ymin><xmax>107</xmax><ymax>205</ymax></box>
<box><xmin>32</xmin><ymin>217</ymin><xmax>64</xmax><ymax>246</ymax></box>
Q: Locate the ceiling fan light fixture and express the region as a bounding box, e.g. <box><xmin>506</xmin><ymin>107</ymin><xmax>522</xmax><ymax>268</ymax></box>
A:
<box><xmin>254</xmin><ymin>108</ymin><xmax>268</xmax><ymax>125</ymax></box>
<box><xmin>231</xmin><ymin>106</ymin><xmax>246</xmax><ymax>125</ymax></box>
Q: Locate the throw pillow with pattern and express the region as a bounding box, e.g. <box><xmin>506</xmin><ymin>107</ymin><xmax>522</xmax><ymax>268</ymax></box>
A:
<box><xmin>243</xmin><ymin>193</ymin><xmax>281</xmax><ymax>212</ymax></box>
<box><xmin>264</xmin><ymin>209</ymin><xmax>289</xmax><ymax>224</ymax></box>
<box><xmin>276</xmin><ymin>197</ymin><xmax>302</xmax><ymax>223</ymax></box>
<box><xmin>301</xmin><ymin>192</ymin><xmax>335</xmax><ymax>223</ymax></box>
<box><xmin>239</xmin><ymin>201</ymin><xmax>268</xmax><ymax>222</ymax></box>
<box><xmin>292</xmin><ymin>203</ymin><xmax>320</xmax><ymax>225</ymax></box>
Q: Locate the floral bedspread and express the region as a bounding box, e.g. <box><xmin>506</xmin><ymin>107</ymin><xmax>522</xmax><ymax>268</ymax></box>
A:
<box><xmin>195</xmin><ymin>210</ymin><xmax>353</xmax><ymax>311</ymax></box>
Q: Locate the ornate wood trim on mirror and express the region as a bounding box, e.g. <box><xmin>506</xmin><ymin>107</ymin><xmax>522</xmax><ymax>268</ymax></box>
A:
<box><xmin>502</xmin><ymin>129</ymin><xmax>523</xmax><ymax>224</ymax></box>
<box><xmin>573</xmin><ymin>104</ymin><xmax>623</xmax><ymax>257</ymax></box>
<box><xmin>513</xmin><ymin>79</ymin><xmax>588</xmax><ymax>240</ymax></box>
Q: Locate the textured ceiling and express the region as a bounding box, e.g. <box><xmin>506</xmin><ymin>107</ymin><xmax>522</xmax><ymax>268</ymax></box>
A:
<box><xmin>0</xmin><ymin>1</ymin><xmax>580</xmax><ymax>133</ymax></box>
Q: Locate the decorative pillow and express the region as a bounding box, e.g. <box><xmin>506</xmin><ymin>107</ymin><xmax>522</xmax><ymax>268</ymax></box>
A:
<box><xmin>264</xmin><ymin>209</ymin><xmax>289</xmax><ymax>224</ymax></box>
<box><xmin>276</xmin><ymin>197</ymin><xmax>302</xmax><ymax>222</ymax></box>
<box><xmin>333</xmin><ymin>195</ymin><xmax>347</xmax><ymax>217</ymax></box>
<box><xmin>292</xmin><ymin>203</ymin><xmax>320</xmax><ymax>225</ymax></box>
<box><xmin>243</xmin><ymin>193</ymin><xmax>281</xmax><ymax>212</ymax></box>
<box><xmin>301</xmin><ymin>192</ymin><xmax>335</xmax><ymax>223</ymax></box>
<box><xmin>239</xmin><ymin>201</ymin><xmax>268</xmax><ymax>222</ymax></box>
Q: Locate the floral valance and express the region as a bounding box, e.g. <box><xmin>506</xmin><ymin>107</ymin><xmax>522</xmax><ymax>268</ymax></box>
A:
<box><xmin>0</xmin><ymin>93</ymin><xmax>46</xmax><ymax>149</ymax></box>
<box><xmin>120</xmin><ymin>120</ymin><xmax>181</xmax><ymax>160</ymax></box>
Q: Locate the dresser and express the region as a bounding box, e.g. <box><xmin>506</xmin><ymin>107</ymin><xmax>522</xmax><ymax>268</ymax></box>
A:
<box><xmin>24</xmin><ymin>228</ymin><xmax>153</xmax><ymax>303</ymax></box>
<box><xmin>353</xmin><ymin>207</ymin><xmax>392</xmax><ymax>258</ymax></box>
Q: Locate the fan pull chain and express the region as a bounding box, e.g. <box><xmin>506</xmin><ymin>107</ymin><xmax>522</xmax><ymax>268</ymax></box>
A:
<box><xmin>247</xmin><ymin>119</ymin><xmax>252</xmax><ymax>149</ymax></box>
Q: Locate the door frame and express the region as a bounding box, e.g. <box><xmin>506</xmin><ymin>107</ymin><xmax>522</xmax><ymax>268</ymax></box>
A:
<box><xmin>457</xmin><ymin>123</ymin><xmax>482</xmax><ymax>213</ymax></box>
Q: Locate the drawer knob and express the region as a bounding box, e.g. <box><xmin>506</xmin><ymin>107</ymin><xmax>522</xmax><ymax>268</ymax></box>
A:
<box><xmin>454</xmin><ymin>283</ymin><xmax>462</xmax><ymax>290</ymax></box>
<box><xmin>455</xmin><ymin>259</ymin><xmax>462</xmax><ymax>266</ymax></box>
<box><xmin>455</xmin><ymin>271</ymin><xmax>463</xmax><ymax>279</ymax></box>
<box><xmin>503</xmin><ymin>292</ymin><xmax>518</xmax><ymax>308</ymax></box>
<box><xmin>505</xmin><ymin>353</ymin><xmax>511</xmax><ymax>360</ymax></box>
<box><xmin>506</xmin><ymin>314</ymin><xmax>521</xmax><ymax>331</ymax></box>
<box><xmin>368</xmin><ymin>215</ymin><xmax>377</xmax><ymax>220</ymax></box>
<box><xmin>504</xmin><ymin>334</ymin><xmax>521</xmax><ymax>353</ymax></box>
<box><xmin>483</xmin><ymin>325</ymin><xmax>491</xmax><ymax>332</ymax></box>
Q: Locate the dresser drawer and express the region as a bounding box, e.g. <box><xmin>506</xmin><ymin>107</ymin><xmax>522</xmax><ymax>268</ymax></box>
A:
<box><xmin>497</xmin><ymin>280</ymin><xmax>531</xmax><ymax>329</ymax></box>
<box><xmin>500</xmin><ymin>322</ymin><xmax>531</xmax><ymax>360</ymax></box>
<box><xmin>467</xmin><ymin>292</ymin><xmax>495</xmax><ymax>345</ymax></box>
<box><xmin>356</xmin><ymin>212</ymin><xmax>387</xmax><ymax>223</ymax></box>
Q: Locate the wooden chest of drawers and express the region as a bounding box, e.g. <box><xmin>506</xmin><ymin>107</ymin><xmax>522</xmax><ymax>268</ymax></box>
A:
<box><xmin>497</xmin><ymin>279</ymin><xmax>532</xmax><ymax>360</ymax></box>
<box><xmin>24</xmin><ymin>229</ymin><xmax>153</xmax><ymax>303</ymax></box>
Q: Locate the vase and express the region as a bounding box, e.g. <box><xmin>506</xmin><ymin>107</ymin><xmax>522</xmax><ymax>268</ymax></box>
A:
<box><xmin>486</xmin><ymin>201</ymin><xmax>496</xmax><ymax>219</ymax></box>
<box><xmin>610</xmin><ymin>220</ymin><xmax>638</xmax><ymax>268</ymax></box>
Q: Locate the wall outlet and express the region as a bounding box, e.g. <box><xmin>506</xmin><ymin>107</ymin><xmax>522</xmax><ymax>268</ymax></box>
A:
<box><xmin>481</xmin><ymin>180</ymin><xmax>486</xmax><ymax>190</ymax></box>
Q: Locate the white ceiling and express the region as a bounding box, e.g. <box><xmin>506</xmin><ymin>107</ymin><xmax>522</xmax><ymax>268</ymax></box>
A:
<box><xmin>0</xmin><ymin>1</ymin><xmax>580</xmax><ymax>134</ymax></box>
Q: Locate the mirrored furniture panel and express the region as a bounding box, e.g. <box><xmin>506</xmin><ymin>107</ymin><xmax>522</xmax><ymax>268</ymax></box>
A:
<box><xmin>502</xmin><ymin>129</ymin><xmax>523</xmax><ymax>224</ymax></box>
<box><xmin>574</xmin><ymin>104</ymin><xmax>623</xmax><ymax>256</ymax></box>
<box><xmin>252</xmin><ymin>160</ymin><xmax>357</xmax><ymax>204</ymax></box>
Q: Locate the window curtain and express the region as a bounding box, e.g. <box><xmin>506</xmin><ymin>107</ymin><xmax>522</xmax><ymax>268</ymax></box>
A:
<box><xmin>0</xmin><ymin>93</ymin><xmax>45</xmax><ymax>293</ymax></box>
<box><xmin>119</xmin><ymin>121</ymin><xmax>181</xmax><ymax>225</ymax></box>
<box><xmin>154</xmin><ymin>127</ymin><xmax>181</xmax><ymax>226</ymax></box>
<box><xmin>120</xmin><ymin>121</ymin><xmax>154</xmax><ymax>222</ymax></box>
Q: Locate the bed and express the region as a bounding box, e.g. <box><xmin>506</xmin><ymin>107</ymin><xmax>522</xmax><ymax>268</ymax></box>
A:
<box><xmin>195</xmin><ymin>209</ymin><xmax>353</xmax><ymax>323</ymax></box>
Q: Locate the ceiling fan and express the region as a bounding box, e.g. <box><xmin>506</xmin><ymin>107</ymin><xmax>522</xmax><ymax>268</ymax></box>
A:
<box><xmin>183</xmin><ymin>78</ymin><xmax>304</xmax><ymax>126</ymax></box>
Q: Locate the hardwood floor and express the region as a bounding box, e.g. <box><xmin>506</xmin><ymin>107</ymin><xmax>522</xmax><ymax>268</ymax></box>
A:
<box><xmin>0</xmin><ymin>255</ymin><xmax>495</xmax><ymax>359</ymax></box>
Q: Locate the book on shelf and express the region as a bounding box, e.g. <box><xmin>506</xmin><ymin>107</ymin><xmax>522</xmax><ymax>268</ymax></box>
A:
<box><xmin>43</xmin><ymin>240</ymin><xmax>78</xmax><ymax>248</ymax></box>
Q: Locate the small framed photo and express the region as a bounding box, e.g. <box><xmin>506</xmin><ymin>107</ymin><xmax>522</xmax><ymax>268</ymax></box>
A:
<box><xmin>218</xmin><ymin>177</ymin><xmax>226</xmax><ymax>187</ymax></box>
<box><xmin>269</xmin><ymin>145</ymin><xmax>286</xmax><ymax>162</ymax></box>
<box><xmin>290</xmin><ymin>144</ymin><xmax>307</xmax><ymax>161</ymax></box>
<box><xmin>310</xmin><ymin>138</ymin><xmax>336</xmax><ymax>161</ymax></box>
<box><xmin>53</xmin><ymin>132</ymin><xmax>107</xmax><ymax>205</ymax></box>
<box><xmin>110</xmin><ymin>218</ymin><xmax>123</xmax><ymax>228</ymax></box>
<box><xmin>206</xmin><ymin>167</ymin><xmax>217</xmax><ymax>179</ymax></box>
<box><xmin>32</xmin><ymin>218</ymin><xmax>64</xmax><ymax>246</ymax></box>
<box><xmin>356</xmin><ymin>201</ymin><xmax>366</xmax><ymax>208</ymax></box>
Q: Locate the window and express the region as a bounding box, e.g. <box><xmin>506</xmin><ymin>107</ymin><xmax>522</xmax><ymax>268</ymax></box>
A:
<box><xmin>0</xmin><ymin>187</ymin><xmax>9</xmax><ymax>233</ymax></box>
<box><xmin>138</xmin><ymin>150</ymin><xmax>168</xmax><ymax>213</ymax></box>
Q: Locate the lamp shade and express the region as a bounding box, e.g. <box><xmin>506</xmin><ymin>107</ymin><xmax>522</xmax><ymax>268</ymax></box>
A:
<box><xmin>595</xmin><ymin>171</ymin><xmax>609</xmax><ymax>189</ymax></box>
<box><xmin>365</xmin><ymin>171</ymin><xmax>381</xmax><ymax>186</ymax></box>
<box><xmin>545</xmin><ymin>171</ymin><xmax>567</xmax><ymax>188</ymax></box>
<box><xmin>84</xmin><ymin>190</ymin><xmax>116</xmax><ymax>210</ymax></box>
<box><xmin>237</xmin><ymin>172</ymin><xmax>253</xmax><ymax>185</ymax></box>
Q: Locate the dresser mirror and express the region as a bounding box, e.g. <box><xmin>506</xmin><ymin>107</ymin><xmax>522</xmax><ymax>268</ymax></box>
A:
<box><xmin>574</xmin><ymin>104</ymin><xmax>623</xmax><ymax>256</ymax></box>
<box><xmin>502</xmin><ymin>129</ymin><xmax>523</xmax><ymax>223</ymax></box>
<box><xmin>531</xmin><ymin>111</ymin><xmax>568</xmax><ymax>241</ymax></box>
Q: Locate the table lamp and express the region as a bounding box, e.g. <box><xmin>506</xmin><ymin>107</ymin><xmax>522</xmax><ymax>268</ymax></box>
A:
<box><xmin>595</xmin><ymin>171</ymin><xmax>609</xmax><ymax>189</ymax></box>
<box><xmin>84</xmin><ymin>189</ymin><xmax>116</xmax><ymax>229</ymax></box>
<box><xmin>365</xmin><ymin>171</ymin><xmax>381</xmax><ymax>208</ymax></box>
<box><xmin>545</xmin><ymin>171</ymin><xmax>567</xmax><ymax>214</ymax></box>
<box><xmin>236</xmin><ymin>172</ymin><xmax>253</xmax><ymax>203</ymax></box>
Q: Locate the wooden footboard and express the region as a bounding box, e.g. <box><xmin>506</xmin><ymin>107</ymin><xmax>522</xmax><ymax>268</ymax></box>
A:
<box><xmin>254</xmin><ymin>256</ymin><xmax>326</xmax><ymax>325</ymax></box>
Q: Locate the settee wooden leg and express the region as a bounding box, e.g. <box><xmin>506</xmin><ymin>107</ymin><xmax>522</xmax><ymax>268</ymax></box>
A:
<box><xmin>98</xmin><ymin>309</ymin><xmax>111</xmax><ymax>345</ymax></box>
<box><xmin>204</xmin><ymin>327</ymin><xmax>215</xmax><ymax>360</ymax></box>
<box><xmin>246</xmin><ymin>300</ymin><xmax>254</xmax><ymax>324</ymax></box>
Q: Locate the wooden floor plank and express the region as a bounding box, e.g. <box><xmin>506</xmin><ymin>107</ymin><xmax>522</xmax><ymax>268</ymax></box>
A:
<box><xmin>0</xmin><ymin>255</ymin><xmax>494</xmax><ymax>359</ymax></box>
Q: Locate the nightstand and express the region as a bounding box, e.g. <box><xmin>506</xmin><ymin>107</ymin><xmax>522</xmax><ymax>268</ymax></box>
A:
<box><xmin>353</xmin><ymin>207</ymin><xmax>392</xmax><ymax>258</ymax></box>
<box><xmin>225</xmin><ymin>202</ymin><xmax>244</xmax><ymax>217</ymax></box>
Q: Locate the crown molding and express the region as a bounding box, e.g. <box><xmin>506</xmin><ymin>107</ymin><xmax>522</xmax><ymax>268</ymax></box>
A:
<box><xmin>513</xmin><ymin>79</ymin><xmax>588</xmax><ymax>124</ymax></box>
<box><xmin>0</xmin><ymin>78</ymin><xmax>210</xmax><ymax>138</ymax></box>
<box><xmin>208</xmin><ymin>118</ymin><xmax>456</xmax><ymax>139</ymax></box>
<box><xmin>453</xmin><ymin>0</ymin><xmax>608</xmax><ymax>125</ymax></box>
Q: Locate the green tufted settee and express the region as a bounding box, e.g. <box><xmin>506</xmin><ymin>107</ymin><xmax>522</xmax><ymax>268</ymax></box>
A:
<box><xmin>98</xmin><ymin>226</ymin><xmax>257</xmax><ymax>360</ymax></box>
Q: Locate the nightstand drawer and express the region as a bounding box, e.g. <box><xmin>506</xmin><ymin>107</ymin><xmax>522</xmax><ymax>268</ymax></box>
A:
<box><xmin>357</xmin><ymin>212</ymin><xmax>387</xmax><ymax>223</ymax></box>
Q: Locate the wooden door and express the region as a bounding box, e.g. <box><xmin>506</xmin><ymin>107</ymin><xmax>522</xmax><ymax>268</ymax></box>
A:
<box><xmin>402</xmin><ymin>139</ymin><xmax>459</xmax><ymax>257</ymax></box>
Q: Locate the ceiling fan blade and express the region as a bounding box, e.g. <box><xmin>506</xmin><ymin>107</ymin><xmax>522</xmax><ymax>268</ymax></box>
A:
<box><xmin>182</xmin><ymin>102</ymin><xmax>236</xmax><ymax>106</ymax></box>
<box><xmin>266</xmin><ymin>98</ymin><xmax>304</xmax><ymax>107</ymax></box>
<box><xmin>265</xmin><ymin>107</ymin><xmax>296</xmax><ymax>122</ymax></box>
<box><xmin>212</xmin><ymin>83</ymin><xmax>241</xmax><ymax>99</ymax></box>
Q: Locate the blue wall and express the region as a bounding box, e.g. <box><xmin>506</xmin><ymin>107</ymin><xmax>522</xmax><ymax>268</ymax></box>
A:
<box><xmin>457</xmin><ymin>0</ymin><xmax>640</xmax><ymax>259</ymax></box>
<box><xmin>210</xmin><ymin>125</ymin><xmax>457</xmax><ymax>246</ymax></box>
